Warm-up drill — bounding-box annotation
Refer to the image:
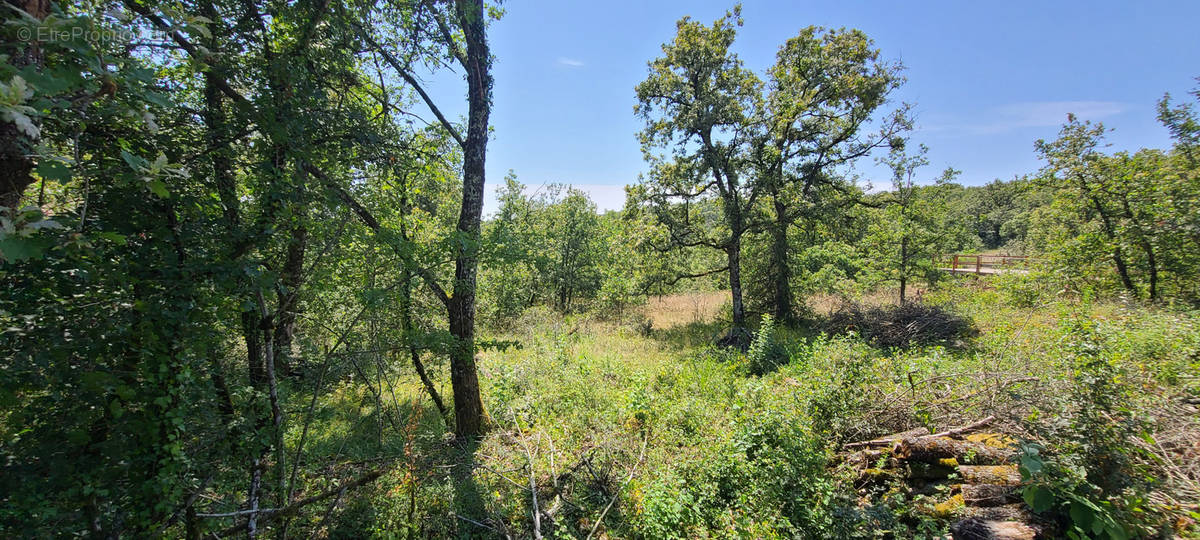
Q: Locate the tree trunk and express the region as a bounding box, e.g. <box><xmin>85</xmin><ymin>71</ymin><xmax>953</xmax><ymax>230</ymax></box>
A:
<box><xmin>899</xmin><ymin>236</ymin><xmax>909</xmax><ymax>304</ymax></box>
<box><xmin>402</xmin><ymin>270</ymin><xmax>449</xmax><ymax>422</ymax></box>
<box><xmin>769</xmin><ymin>195</ymin><xmax>794</xmax><ymax>322</ymax></box>
<box><xmin>722</xmin><ymin>230</ymin><xmax>751</xmax><ymax>349</ymax></box>
<box><xmin>1112</xmin><ymin>246</ymin><xmax>1134</xmax><ymax>293</ymax></box>
<box><xmin>1119</xmin><ymin>194</ymin><xmax>1159</xmax><ymax>301</ymax></box>
<box><xmin>1083</xmin><ymin>186</ymin><xmax>1134</xmax><ymax>293</ymax></box>
<box><xmin>446</xmin><ymin>0</ymin><xmax>491</xmax><ymax>439</ymax></box>
<box><xmin>200</xmin><ymin>26</ymin><xmax>237</xmax><ymax>418</ymax></box>
<box><xmin>273</xmin><ymin>222</ymin><xmax>307</xmax><ymax>376</ymax></box>
<box><xmin>0</xmin><ymin>0</ymin><xmax>50</xmax><ymax>210</ymax></box>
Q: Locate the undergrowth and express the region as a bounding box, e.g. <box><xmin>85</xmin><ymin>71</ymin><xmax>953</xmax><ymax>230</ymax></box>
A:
<box><xmin>297</xmin><ymin>280</ymin><xmax>1200</xmax><ymax>538</ymax></box>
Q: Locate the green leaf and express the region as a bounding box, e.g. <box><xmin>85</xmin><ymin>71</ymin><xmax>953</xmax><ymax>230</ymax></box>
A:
<box><xmin>147</xmin><ymin>179</ymin><xmax>169</xmax><ymax>198</ymax></box>
<box><xmin>36</xmin><ymin>160</ymin><xmax>71</xmax><ymax>182</ymax></box>
<box><xmin>97</xmin><ymin>232</ymin><xmax>127</xmax><ymax>244</ymax></box>
<box><xmin>1019</xmin><ymin>453</ymin><xmax>1043</xmax><ymax>476</ymax></box>
<box><xmin>1069</xmin><ymin>500</ymin><xmax>1094</xmax><ymax>532</ymax></box>
<box><xmin>1023</xmin><ymin>485</ymin><xmax>1055</xmax><ymax>513</ymax></box>
<box><xmin>0</xmin><ymin>235</ymin><xmax>48</xmax><ymax>261</ymax></box>
<box><xmin>120</xmin><ymin>149</ymin><xmax>145</xmax><ymax>169</ymax></box>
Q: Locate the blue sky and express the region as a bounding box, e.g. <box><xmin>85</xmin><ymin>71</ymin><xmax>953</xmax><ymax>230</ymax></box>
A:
<box><xmin>423</xmin><ymin>1</ymin><xmax>1200</xmax><ymax>212</ymax></box>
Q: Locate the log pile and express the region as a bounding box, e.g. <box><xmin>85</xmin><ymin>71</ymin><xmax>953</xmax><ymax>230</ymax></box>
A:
<box><xmin>842</xmin><ymin>417</ymin><xmax>1046</xmax><ymax>539</ymax></box>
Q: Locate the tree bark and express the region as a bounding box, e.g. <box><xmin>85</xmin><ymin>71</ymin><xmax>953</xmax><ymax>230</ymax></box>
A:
<box><xmin>1081</xmin><ymin>182</ymin><xmax>1134</xmax><ymax>293</ymax></box>
<box><xmin>769</xmin><ymin>193</ymin><xmax>794</xmax><ymax>322</ymax></box>
<box><xmin>1119</xmin><ymin>194</ymin><xmax>1159</xmax><ymax>301</ymax></box>
<box><xmin>722</xmin><ymin>231</ymin><xmax>750</xmax><ymax>349</ymax></box>
<box><xmin>402</xmin><ymin>270</ymin><xmax>449</xmax><ymax>422</ymax></box>
<box><xmin>0</xmin><ymin>0</ymin><xmax>51</xmax><ymax>210</ymax></box>
<box><xmin>200</xmin><ymin>12</ymin><xmax>237</xmax><ymax>418</ymax></box>
<box><xmin>446</xmin><ymin>0</ymin><xmax>491</xmax><ymax>439</ymax></box>
<box><xmin>273</xmin><ymin>222</ymin><xmax>307</xmax><ymax>376</ymax></box>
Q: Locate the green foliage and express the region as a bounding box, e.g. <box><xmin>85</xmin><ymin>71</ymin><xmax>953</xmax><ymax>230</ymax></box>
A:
<box><xmin>3</xmin><ymin>1</ymin><xmax>1199</xmax><ymax>537</ymax></box>
<box><xmin>1029</xmin><ymin>113</ymin><xmax>1200</xmax><ymax>303</ymax></box>
<box><xmin>481</xmin><ymin>176</ymin><xmax>649</xmax><ymax>321</ymax></box>
<box><xmin>1017</xmin><ymin>315</ymin><xmax>1169</xmax><ymax>538</ymax></box>
<box><xmin>744</xmin><ymin>314</ymin><xmax>788</xmax><ymax>375</ymax></box>
<box><xmin>637</xmin><ymin>404</ymin><xmax>835</xmax><ymax>538</ymax></box>
<box><xmin>861</xmin><ymin>144</ymin><xmax>977</xmax><ymax>302</ymax></box>
<box><xmin>992</xmin><ymin>264</ymin><xmax>1054</xmax><ymax>307</ymax></box>
<box><xmin>1020</xmin><ymin>447</ymin><xmax>1137</xmax><ymax>540</ymax></box>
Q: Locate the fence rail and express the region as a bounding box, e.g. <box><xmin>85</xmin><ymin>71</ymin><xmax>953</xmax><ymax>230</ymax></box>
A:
<box><xmin>934</xmin><ymin>254</ymin><xmax>1042</xmax><ymax>275</ymax></box>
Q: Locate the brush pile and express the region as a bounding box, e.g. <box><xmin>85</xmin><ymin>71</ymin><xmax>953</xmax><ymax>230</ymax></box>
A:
<box><xmin>825</xmin><ymin>301</ymin><xmax>973</xmax><ymax>348</ymax></box>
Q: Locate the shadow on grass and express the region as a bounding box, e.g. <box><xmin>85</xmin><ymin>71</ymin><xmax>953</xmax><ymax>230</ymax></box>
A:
<box><xmin>446</xmin><ymin>438</ymin><xmax>492</xmax><ymax>538</ymax></box>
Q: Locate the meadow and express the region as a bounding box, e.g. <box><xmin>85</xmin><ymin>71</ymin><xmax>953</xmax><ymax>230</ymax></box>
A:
<box><xmin>287</xmin><ymin>280</ymin><xmax>1200</xmax><ymax>538</ymax></box>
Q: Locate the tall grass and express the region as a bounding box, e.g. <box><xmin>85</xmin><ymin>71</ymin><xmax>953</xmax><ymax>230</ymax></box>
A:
<box><xmin>292</xmin><ymin>280</ymin><xmax>1200</xmax><ymax>538</ymax></box>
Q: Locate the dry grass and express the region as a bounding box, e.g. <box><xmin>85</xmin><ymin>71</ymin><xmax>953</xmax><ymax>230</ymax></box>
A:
<box><xmin>806</xmin><ymin>288</ymin><xmax>912</xmax><ymax>316</ymax></box>
<box><xmin>640</xmin><ymin>290</ymin><xmax>727</xmax><ymax>329</ymax></box>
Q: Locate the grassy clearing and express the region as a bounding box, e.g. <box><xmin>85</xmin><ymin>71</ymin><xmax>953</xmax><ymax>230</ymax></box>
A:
<box><xmin>293</xmin><ymin>280</ymin><xmax>1199</xmax><ymax>538</ymax></box>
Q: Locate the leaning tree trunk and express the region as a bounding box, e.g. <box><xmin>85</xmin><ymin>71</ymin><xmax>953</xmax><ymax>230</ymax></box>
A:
<box><xmin>1082</xmin><ymin>184</ymin><xmax>1135</xmax><ymax>294</ymax></box>
<box><xmin>446</xmin><ymin>0</ymin><xmax>491</xmax><ymax>439</ymax></box>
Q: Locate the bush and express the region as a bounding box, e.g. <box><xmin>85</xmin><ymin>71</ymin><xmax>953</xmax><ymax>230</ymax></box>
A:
<box><xmin>745</xmin><ymin>315</ymin><xmax>788</xmax><ymax>375</ymax></box>
<box><xmin>636</xmin><ymin>406</ymin><xmax>834</xmax><ymax>537</ymax></box>
<box><xmin>1019</xmin><ymin>316</ymin><xmax>1165</xmax><ymax>538</ymax></box>
<box><xmin>994</xmin><ymin>266</ymin><xmax>1055</xmax><ymax>307</ymax></box>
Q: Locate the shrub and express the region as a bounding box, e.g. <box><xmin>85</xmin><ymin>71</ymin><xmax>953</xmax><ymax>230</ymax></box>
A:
<box><xmin>1019</xmin><ymin>317</ymin><xmax>1164</xmax><ymax>538</ymax></box>
<box><xmin>636</xmin><ymin>406</ymin><xmax>834</xmax><ymax>537</ymax></box>
<box><xmin>745</xmin><ymin>315</ymin><xmax>788</xmax><ymax>375</ymax></box>
<box><xmin>993</xmin><ymin>266</ymin><xmax>1055</xmax><ymax>307</ymax></box>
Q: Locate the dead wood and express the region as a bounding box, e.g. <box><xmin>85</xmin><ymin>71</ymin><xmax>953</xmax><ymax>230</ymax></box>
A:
<box><xmin>961</xmin><ymin>484</ymin><xmax>1019</xmax><ymax>507</ymax></box>
<box><xmin>958</xmin><ymin>465</ymin><xmax>1021</xmax><ymax>486</ymax></box>
<box><xmin>893</xmin><ymin>437</ymin><xmax>1013</xmax><ymax>465</ymax></box>
<box><xmin>844</xmin><ymin>427</ymin><xmax>932</xmax><ymax>449</ymax></box>
<box><xmin>950</xmin><ymin>518</ymin><xmax>1037</xmax><ymax>540</ymax></box>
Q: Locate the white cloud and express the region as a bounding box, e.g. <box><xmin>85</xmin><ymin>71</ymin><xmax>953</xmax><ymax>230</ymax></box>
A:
<box><xmin>556</xmin><ymin>56</ymin><xmax>585</xmax><ymax>68</ymax></box>
<box><xmin>483</xmin><ymin>182</ymin><xmax>628</xmax><ymax>216</ymax></box>
<box><xmin>919</xmin><ymin>101</ymin><xmax>1127</xmax><ymax>134</ymax></box>
<box><xmin>984</xmin><ymin>101</ymin><xmax>1125</xmax><ymax>132</ymax></box>
<box><xmin>569</xmin><ymin>183</ymin><xmax>627</xmax><ymax>211</ymax></box>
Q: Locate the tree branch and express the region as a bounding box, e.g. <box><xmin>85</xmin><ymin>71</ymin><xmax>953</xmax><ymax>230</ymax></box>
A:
<box><xmin>352</xmin><ymin>22</ymin><xmax>466</xmax><ymax>149</ymax></box>
<box><xmin>300</xmin><ymin>161</ymin><xmax>452</xmax><ymax>306</ymax></box>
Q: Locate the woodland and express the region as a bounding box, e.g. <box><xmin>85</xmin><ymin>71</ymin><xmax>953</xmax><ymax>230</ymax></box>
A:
<box><xmin>1</xmin><ymin>1</ymin><xmax>1199</xmax><ymax>538</ymax></box>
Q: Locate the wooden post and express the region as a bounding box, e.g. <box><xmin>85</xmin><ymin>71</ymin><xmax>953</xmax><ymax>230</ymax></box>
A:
<box><xmin>975</xmin><ymin>255</ymin><xmax>981</xmax><ymax>274</ymax></box>
<box><xmin>953</xmin><ymin>255</ymin><xmax>959</xmax><ymax>272</ymax></box>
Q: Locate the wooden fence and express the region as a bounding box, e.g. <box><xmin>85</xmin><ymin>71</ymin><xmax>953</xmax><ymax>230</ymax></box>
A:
<box><xmin>933</xmin><ymin>254</ymin><xmax>1042</xmax><ymax>275</ymax></box>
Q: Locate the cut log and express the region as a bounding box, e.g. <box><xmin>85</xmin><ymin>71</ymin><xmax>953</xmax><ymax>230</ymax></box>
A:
<box><xmin>961</xmin><ymin>484</ymin><xmax>1019</xmax><ymax>507</ymax></box>
<box><xmin>958</xmin><ymin>465</ymin><xmax>1021</xmax><ymax>486</ymax></box>
<box><xmin>893</xmin><ymin>437</ymin><xmax>1014</xmax><ymax>465</ymax></box>
<box><xmin>916</xmin><ymin>416</ymin><xmax>996</xmax><ymax>442</ymax></box>
<box><xmin>854</xmin><ymin>466</ymin><xmax>896</xmax><ymax>489</ymax></box>
<box><xmin>961</xmin><ymin>504</ymin><xmax>1032</xmax><ymax>522</ymax></box>
<box><xmin>964</xmin><ymin>432</ymin><xmax>1017</xmax><ymax>449</ymax></box>
<box><xmin>844</xmin><ymin>427</ymin><xmax>931</xmax><ymax>449</ymax></box>
<box><xmin>844</xmin><ymin>448</ymin><xmax>887</xmax><ymax>469</ymax></box>
<box><xmin>950</xmin><ymin>518</ymin><xmax>1036</xmax><ymax>540</ymax></box>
